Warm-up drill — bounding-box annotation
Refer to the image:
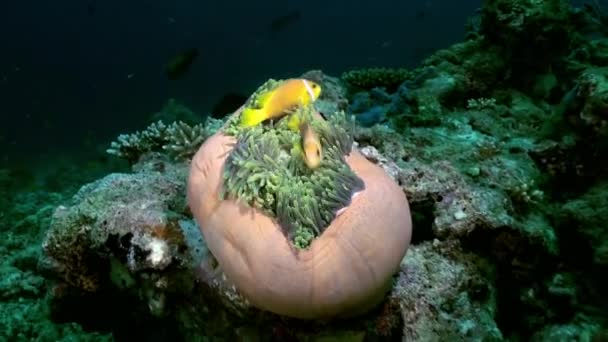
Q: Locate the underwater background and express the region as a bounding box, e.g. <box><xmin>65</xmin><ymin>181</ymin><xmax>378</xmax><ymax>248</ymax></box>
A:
<box><xmin>0</xmin><ymin>0</ymin><xmax>477</xmax><ymax>164</ymax></box>
<box><xmin>1</xmin><ymin>0</ymin><xmax>608</xmax><ymax>341</ymax></box>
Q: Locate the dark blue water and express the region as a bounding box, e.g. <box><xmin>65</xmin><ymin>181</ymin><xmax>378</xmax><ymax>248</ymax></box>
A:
<box><xmin>0</xmin><ymin>0</ymin><xmax>479</xmax><ymax>163</ymax></box>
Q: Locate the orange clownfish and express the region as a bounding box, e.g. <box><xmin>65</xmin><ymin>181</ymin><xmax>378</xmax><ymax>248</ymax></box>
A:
<box><xmin>240</xmin><ymin>79</ymin><xmax>321</xmax><ymax>127</ymax></box>
<box><xmin>299</xmin><ymin>122</ymin><xmax>322</xmax><ymax>169</ymax></box>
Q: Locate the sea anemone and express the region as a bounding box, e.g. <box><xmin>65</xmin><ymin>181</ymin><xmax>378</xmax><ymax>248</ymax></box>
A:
<box><xmin>187</xmin><ymin>88</ymin><xmax>412</xmax><ymax>319</ymax></box>
<box><xmin>220</xmin><ymin>107</ymin><xmax>364</xmax><ymax>248</ymax></box>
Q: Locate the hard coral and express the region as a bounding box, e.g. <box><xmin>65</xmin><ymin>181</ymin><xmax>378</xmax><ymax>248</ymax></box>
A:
<box><xmin>187</xmin><ymin>97</ymin><xmax>412</xmax><ymax>319</ymax></box>
<box><xmin>342</xmin><ymin>67</ymin><xmax>411</xmax><ymax>92</ymax></box>
<box><xmin>395</xmin><ymin>241</ymin><xmax>501</xmax><ymax>341</ymax></box>
<box><xmin>41</xmin><ymin>165</ymin><xmax>191</xmax><ymax>290</ymax></box>
<box><xmin>107</xmin><ymin>119</ymin><xmax>219</xmax><ymax>164</ymax></box>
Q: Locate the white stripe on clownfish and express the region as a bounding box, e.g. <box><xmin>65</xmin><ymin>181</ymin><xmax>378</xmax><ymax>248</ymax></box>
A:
<box><xmin>302</xmin><ymin>79</ymin><xmax>315</xmax><ymax>101</ymax></box>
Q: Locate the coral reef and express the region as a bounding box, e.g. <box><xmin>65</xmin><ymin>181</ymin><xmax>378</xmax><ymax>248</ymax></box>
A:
<box><xmin>395</xmin><ymin>241</ymin><xmax>501</xmax><ymax>340</ymax></box>
<box><xmin>480</xmin><ymin>0</ymin><xmax>575</xmax><ymax>75</ymax></box>
<box><xmin>106</xmin><ymin>119</ymin><xmax>222</xmax><ymax>164</ymax></box>
<box><xmin>38</xmin><ymin>156</ymin><xmax>252</xmax><ymax>339</ymax></box>
<box><xmin>0</xmin><ymin>164</ymin><xmax>115</xmax><ymax>340</ymax></box>
<box><xmin>348</xmin><ymin>83</ymin><xmax>412</xmax><ymax>127</ymax></box>
<box><xmin>559</xmin><ymin>182</ymin><xmax>608</xmax><ymax>265</ymax></box>
<box><xmin>1</xmin><ymin>0</ymin><xmax>605</xmax><ymax>340</ymax></box>
<box><xmin>341</xmin><ymin>67</ymin><xmax>411</xmax><ymax>92</ymax></box>
<box><xmin>41</xmin><ymin>160</ymin><xmax>191</xmax><ymax>294</ymax></box>
<box><xmin>566</xmin><ymin>66</ymin><xmax>608</xmax><ymax>136</ymax></box>
<box><xmin>38</xmin><ymin>146</ymin><xmax>497</xmax><ymax>339</ymax></box>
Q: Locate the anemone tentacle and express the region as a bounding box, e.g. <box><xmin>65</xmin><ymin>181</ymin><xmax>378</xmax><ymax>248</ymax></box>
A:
<box><xmin>222</xmin><ymin>103</ymin><xmax>365</xmax><ymax>249</ymax></box>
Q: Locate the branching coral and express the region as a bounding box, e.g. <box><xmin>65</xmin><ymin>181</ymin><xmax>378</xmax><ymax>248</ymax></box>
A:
<box><xmin>221</xmin><ymin>106</ymin><xmax>364</xmax><ymax>249</ymax></box>
<box><xmin>107</xmin><ymin>119</ymin><xmax>221</xmax><ymax>163</ymax></box>
<box><xmin>162</xmin><ymin>121</ymin><xmax>213</xmax><ymax>160</ymax></box>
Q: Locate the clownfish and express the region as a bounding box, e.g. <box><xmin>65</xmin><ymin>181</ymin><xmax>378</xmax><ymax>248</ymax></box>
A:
<box><xmin>299</xmin><ymin>122</ymin><xmax>322</xmax><ymax>169</ymax></box>
<box><xmin>239</xmin><ymin>79</ymin><xmax>321</xmax><ymax>127</ymax></box>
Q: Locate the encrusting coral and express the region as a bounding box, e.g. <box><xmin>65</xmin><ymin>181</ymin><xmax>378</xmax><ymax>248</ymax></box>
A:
<box><xmin>220</xmin><ymin>104</ymin><xmax>364</xmax><ymax>248</ymax></box>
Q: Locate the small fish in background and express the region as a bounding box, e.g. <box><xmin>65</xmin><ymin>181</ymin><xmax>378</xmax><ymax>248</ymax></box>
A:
<box><xmin>269</xmin><ymin>9</ymin><xmax>302</xmax><ymax>36</ymax></box>
<box><xmin>299</xmin><ymin>122</ymin><xmax>323</xmax><ymax>169</ymax></box>
<box><xmin>414</xmin><ymin>9</ymin><xmax>428</xmax><ymax>20</ymax></box>
<box><xmin>1</xmin><ymin>65</ymin><xmax>21</xmax><ymax>82</ymax></box>
<box><xmin>210</xmin><ymin>92</ymin><xmax>249</xmax><ymax>118</ymax></box>
<box><xmin>380</xmin><ymin>40</ymin><xmax>393</xmax><ymax>49</ymax></box>
<box><xmin>165</xmin><ymin>48</ymin><xmax>199</xmax><ymax>80</ymax></box>
<box><xmin>414</xmin><ymin>0</ymin><xmax>433</xmax><ymax>20</ymax></box>
<box><xmin>87</xmin><ymin>2</ymin><xmax>96</xmax><ymax>17</ymax></box>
